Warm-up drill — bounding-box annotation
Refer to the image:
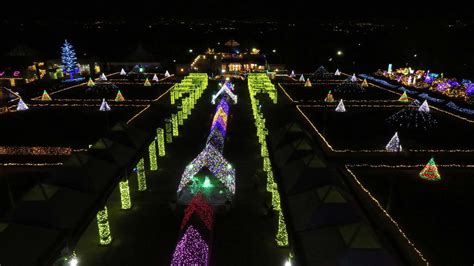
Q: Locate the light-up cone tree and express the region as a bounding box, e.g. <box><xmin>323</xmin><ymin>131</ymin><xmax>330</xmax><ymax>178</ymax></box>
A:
<box><xmin>419</xmin><ymin>158</ymin><xmax>441</xmax><ymax>181</ymax></box>
<box><xmin>398</xmin><ymin>91</ymin><xmax>409</xmax><ymax>102</ymax></box>
<box><xmin>304</xmin><ymin>78</ymin><xmax>312</xmax><ymax>87</ymax></box>
<box><xmin>61</xmin><ymin>40</ymin><xmax>78</xmax><ymax>80</ymax></box>
<box><xmin>115</xmin><ymin>90</ymin><xmax>125</xmax><ymax>101</ymax></box>
<box><xmin>385</xmin><ymin>132</ymin><xmax>402</xmax><ymax>152</ymax></box>
<box><xmin>41</xmin><ymin>90</ymin><xmax>52</xmax><ymax>101</ymax></box>
<box><xmin>335</xmin><ymin>99</ymin><xmax>346</xmax><ymax>112</ymax></box>
<box><xmin>171</xmin><ymin>225</ymin><xmax>209</xmax><ymax>266</ymax></box>
<box><xmin>324</xmin><ymin>90</ymin><xmax>334</xmax><ymax>102</ymax></box>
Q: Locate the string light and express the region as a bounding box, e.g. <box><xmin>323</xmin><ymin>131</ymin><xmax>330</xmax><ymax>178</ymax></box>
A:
<box><xmin>172</xmin><ymin>113</ymin><xmax>179</xmax><ymax>137</ymax></box>
<box><xmin>171</xmin><ymin>225</ymin><xmax>209</xmax><ymax>266</ymax></box>
<box><xmin>181</xmin><ymin>193</ymin><xmax>214</xmax><ymax>231</ymax></box>
<box><xmin>276</xmin><ymin>210</ymin><xmax>289</xmax><ymax>247</ymax></box>
<box><xmin>96</xmin><ymin>206</ymin><xmax>112</xmax><ymax>245</ymax></box>
<box><xmin>165</xmin><ymin>119</ymin><xmax>173</xmax><ymax>144</ymax></box>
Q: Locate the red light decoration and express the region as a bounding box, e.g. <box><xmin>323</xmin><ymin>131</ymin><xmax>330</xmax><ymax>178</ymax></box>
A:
<box><xmin>181</xmin><ymin>192</ymin><xmax>214</xmax><ymax>231</ymax></box>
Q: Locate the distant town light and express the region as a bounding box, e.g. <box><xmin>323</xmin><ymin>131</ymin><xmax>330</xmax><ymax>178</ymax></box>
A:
<box><xmin>272</xmin><ymin>49</ymin><xmax>277</xmax><ymax>53</ymax></box>
<box><xmin>189</xmin><ymin>49</ymin><xmax>193</xmax><ymax>53</ymax></box>
<box><xmin>337</xmin><ymin>50</ymin><xmax>343</xmax><ymax>56</ymax></box>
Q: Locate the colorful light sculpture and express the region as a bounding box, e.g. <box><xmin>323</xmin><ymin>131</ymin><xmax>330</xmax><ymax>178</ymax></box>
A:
<box><xmin>115</xmin><ymin>90</ymin><xmax>125</xmax><ymax>101</ymax></box>
<box><xmin>152</xmin><ymin>74</ymin><xmax>159</xmax><ymax>82</ymax></box>
<box><xmin>171</xmin><ymin>225</ymin><xmax>208</xmax><ymax>266</ymax></box>
<box><xmin>100</xmin><ymin>73</ymin><xmax>107</xmax><ymax>81</ymax></box>
<box><xmin>419</xmin><ymin>158</ymin><xmax>441</xmax><ymax>181</ymax></box>
<box><xmin>324</xmin><ymin>90</ymin><xmax>334</xmax><ymax>102</ymax></box>
<box><xmin>41</xmin><ymin>90</ymin><xmax>52</xmax><ymax>101</ymax></box>
<box><xmin>290</xmin><ymin>70</ymin><xmax>295</xmax><ymax>78</ymax></box>
<box><xmin>211</xmin><ymin>83</ymin><xmax>237</xmax><ymax>104</ymax></box>
<box><xmin>399</xmin><ymin>91</ymin><xmax>409</xmax><ymax>102</ymax></box>
<box><xmin>351</xmin><ymin>74</ymin><xmax>357</xmax><ymax>82</ymax></box>
<box><xmin>299</xmin><ymin>74</ymin><xmax>305</xmax><ymax>82</ymax></box>
<box><xmin>335</xmin><ymin>69</ymin><xmax>341</xmax><ymax>76</ymax></box>
<box><xmin>362</xmin><ymin>79</ymin><xmax>369</xmax><ymax>87</ymax></box>
<box><xmin>87</xmin><ymin>78</ymin><xmax>95</xmax><ymax>87</ymax></box>
<box><xmin>120</xmin><ymin>68</ymin><xmax>126</xmax><ymax>75</ymax></box>
<box><xmin>304</xmin><ymin>78</ymin><xmax>312</xmax><ymax>87</ymax></box>
<box><xmin>165</xmin><ymin>70</ymin><xmax>171</xmax><ymax>78</ymax></box>
<box><xmin>178</xmin><ymin>144</ymin><xmax>235</xmax><ymax>194</ymax></box>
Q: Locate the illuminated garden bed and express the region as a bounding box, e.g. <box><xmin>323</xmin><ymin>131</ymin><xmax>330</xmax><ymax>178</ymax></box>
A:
<box><xmin>47</xmin><ymin>83</ymin><xmax>174</xmax><ymax>101</ymax></box>
<box><xmin>280</xmin><ymin>83</ymin><xmax>398</xmax><ymax>102</ymax></box>
<box><xmin>345</xmin><ymin>165</ymin><xmax>474</xmax><ymax>265</ymax></box>
<box><xmin>299</xmin><ymin>105</ymin><xmax>474</xmax><ymax>152</ymax></box>
<box><xmin>0</xmin><ymin>106</ymin><xmax>142</xmax><ymax>149</ymax></box>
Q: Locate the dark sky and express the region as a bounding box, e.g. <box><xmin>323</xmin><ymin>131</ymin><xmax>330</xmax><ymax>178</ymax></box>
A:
<box><xmin>4</xmin><ymin>1</ymin><xmax>474</xmax><ymax>21</ymax></box>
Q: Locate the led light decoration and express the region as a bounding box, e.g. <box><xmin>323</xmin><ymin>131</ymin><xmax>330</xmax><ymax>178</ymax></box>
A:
<box><xmin>386</xmin><ymin>106</ymin><xmax>437</xmax><ymax>130</ymax></box>
<box><xmin>99</xmin><ymin>98</ymin><xmax>111</xmax><ymax>111</ymax></box>
<box><xmin>96</xmin><ymin>206</ymin><xmax>112</xmax><ymax>245</ymax></box>
<box><xmin>335</xmin><ymin>80</ymin><xmax>365</xmax><ymax>93</ymax></box>
<box><xmin>299</xmin><ymin>74</ymin><xmax>305</xmax><ymax>82</ymax></box>
<box><xmin>87</xmin><ymin>78</ymin><xmax>95</xmax><ymax>87</ymax></box>
<box><xmin>41</xmin><ymin>90</ymin><xmax>52</xmax><ymax>101</ymax></box>
<box><xmin>399</xmin><ymin>91</ymin><xmax>409</xmax><ymax>102</ymax></box>
<box><xmin>418</xmin><ymin>100</ymin><xmax>430</xmax><ymax>113</ymax></box>
<box><xmin>157</xmin><ymin>128</ymin><xmax>165</xmax><ymax>156</ymax></box>
<box><xmin>206</xmin><ymin>128</ymin><xmax>226</xmax><ymax>153</ymax></box>
<box><xmin>211</xmin><ymin>83</ymin><xmax>237</xmax><ymax>104</ymax></box>
<box><xmin>335</xmin><ymin>69</ymin><xmax>341</xmax><ymax>76</ymax></box>
<box><xmin>304</xmin><ymin>78</ymin><xmax>312</xmax><ymax>87</ymax></box>
<box><xmin>165</xmin><ymin>119</ymin><xmax>173</xmax><ymax>143</ymax></box>
<box><xmin>165</xmin><ymin>70</ymin><xmax>171</xmax><ymax>78</ymax></box>
<box><xmin>181</xmin><ymin>193</ymin><xmax>214</xmax><ymax>231</ymax></box>
<box><xmin>178</xmin><ymin>109</ymin><xmax>184</xmax><ymax>126</ymax></box>
<box><xmin>351</xmin><ymin>74</ymin><xmax>357</xmax><ymax>82</ymax></box>
<box><xmin>362</xmin><ymin>79</ymin><xmax>369</xmax><ymax>87</ymax></box>
<box><xmin>290</xmin><ymin>70</ymin><xmax>295</xmax><ymax>78</ymax></box>
<box><xmin>149</xmin><ymin>139</ymin><xmax>158</xmax><ymax>171</ymax></box>
<box><xmin>144</xmin><ymin>78</ymin><xmax>151</xmax><ymax>87</ymax></box>
<box><xmin>61</xmin><ymin>40</ymin><xmax>78</xmax><ymax>80</ymax></box>
<box><xmin>119</xmin><ymin>180</ymin><xmax>132</xmax><ymax>210</ymax></box>
<box><xmin>171</xmin><ymin>225</ymin><xmax>209</xmax><ymax>266</ymax></box>
<box><xmin>137</xmin><ymin>158</ymin><xmax>147</xmax><ymax>191</ymax></box>
<box><xmin>152</xmin><ymin>74</ymin><xmax>159</xmax><ymax>81</ymax></box>
<box><xmin>16</xmin><ymin>98</ymin><xmax>29</xmax><ymax>111</ymax></box>
<box><xmin>324</xmin><ymin>90</ymin><xmax>334</xmax><ymax>102</ymax></box>
<box><xmin>115</xmin><ymin>90</ymin><xmax>125</xmax><ymax>101</ymax></box>
<box><xmin>120</xmin><ymin>68</ymin><xmax>126</xmax><ymax>75</ymax></box>
<box><xmin>385</xmin><ymin>132</ymin><xmax>402</xmax><ymax>152</ymax></box>
<box><xmin>419</xmin><ymin>158</ymin><xmax>441</xmax><ymax>181</ymax></box>
<box><xmin>272</xmin><ymin>183</ymin><xmax>281</xmax><ymax>211</ymax></box>
<box><xmin>276</xmin><ymin>210</ymin><xmax>289</xmax><ymax>247</ymax></box>
<box><xmin>178</xmin><ymin>144</ymin><xmax>235</xmax><ymax>194</ymax></box>
<box><xmin>172</xmin><ymin>114</ymin><xmax>179</xmax><ymax>137</ymax></box>
<box><xmin>335</xmin><ymin>99</ymin><xmax>346</xmax><ymax>112</ymax></box>
<box><xmin>100</xmin><ymin>73</ymin><xmax>107</xmax><ymax>81</ymax></box>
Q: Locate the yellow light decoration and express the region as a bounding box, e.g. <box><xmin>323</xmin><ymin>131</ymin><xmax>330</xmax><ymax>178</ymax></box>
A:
<box><xmin>157</xmin><ymin>128</ymin><xmax>165</xmax><ymax>156</ymax></box>
<box><xmin>177</xmin><ymin>109</ymin><xmax>184</xmax><ymax>126</ymax></box>
<box><xmin>272</xmin><ymin>183</ymin><xmax>281</xmax><ymax>211</ymax></box>
<box><xmin>137</xmin><ymin>158</ymin><xmax>147</xmax><ymax>191</ymax></box>
<box><xmin>165</xmin><ymin>120</ymin><xmax>173</xmax><ymax>143</ymax></box>
<box><xmin>149</xmin><ymin>139</ymin><xmax>158</xmax><ymax>171</ymax></box>
<box><xmin>276</xmin><ymin>210</ymin><xmax>289</xmax><ymax>247</ymax></box>
<box><xmin>172</xmin><ymin>114</ymin><xmax>179</xmax><ymax>137</ymax></box>
<box><xmin>119</xmin><ymin>180</ymin><xmax>132</xmax><ymax>210</ymax></box>
<box><xmin>97</xmin><ymin>206</ymin><xmax>112</xmax><ymax>245</ymax></box>
<box><xmin>263</xmin><ymin>156</ymin><xmax>271</xmax><ymax>173</ymax></box>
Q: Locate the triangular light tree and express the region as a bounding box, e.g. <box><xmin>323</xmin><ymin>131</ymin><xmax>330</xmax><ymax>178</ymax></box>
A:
<box><xmin>385</xmin><ymin>132</ymin><xmax>402</xmax><ymax>152</ymax></box>
<box><xmin>99</xmin><ymin>98</ymin><xmax>111</xmax><ymax>111</ymax></box>
<box><xmin>335</xmin><ymin>99</ymin><xmax>346</xmax><ymax>112</ymax></box>
<box><xmin>419</xmin><ymin>157</ymin><xmax>441</xmax><ymax>181</ymax></box>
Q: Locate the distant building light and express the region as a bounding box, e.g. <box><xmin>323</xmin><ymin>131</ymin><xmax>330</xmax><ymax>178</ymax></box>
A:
<box><xmin>180</xmin><ymin>68</ymin><xmax>184</xmax><ymax>72</ymax></box>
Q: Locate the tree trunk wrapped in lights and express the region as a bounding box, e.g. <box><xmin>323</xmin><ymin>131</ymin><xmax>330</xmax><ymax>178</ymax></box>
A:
<box><xmin>157</xmin><ymin>128</ymin><xmax>165</xmax><ymax>156</ymax></box>
<box><xmin>172</xmin><ymin>114</ymin><xmax>179</xmax><ymax>137</ymax></box>
<box><xmin>137</xmin><ymin>158</ymin><xmax>147</xmax><ymax>191</ymax></box>
<box><xmin>119</xmin><ymin>180</ymin><xmax>132</xmax><ymax>210</ymax></box>
<box><xmin>276</xmin><ymin>210</ymin><xmax>289</xmax><ymax>247</ymax></box>
<box><xmin>149</xmin><ymin>139</ymin><xmax>158</xmax><ymax>171</ymax></box>
<box><xmin>97</xmin><ymin>206</ymin><xmax>112</xmax><ymax>245</ymax></box>
<box><xmin>165</xmin><ymin>119</ymin><xmax>173</xmax><ymax>144</ymax></box>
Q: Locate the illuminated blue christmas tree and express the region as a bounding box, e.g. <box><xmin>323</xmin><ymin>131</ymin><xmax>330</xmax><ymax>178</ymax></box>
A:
<box><xmin>61</xmin><ymin>40</ymin><xmax>78</xmax><ymax>80</ymax></box>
